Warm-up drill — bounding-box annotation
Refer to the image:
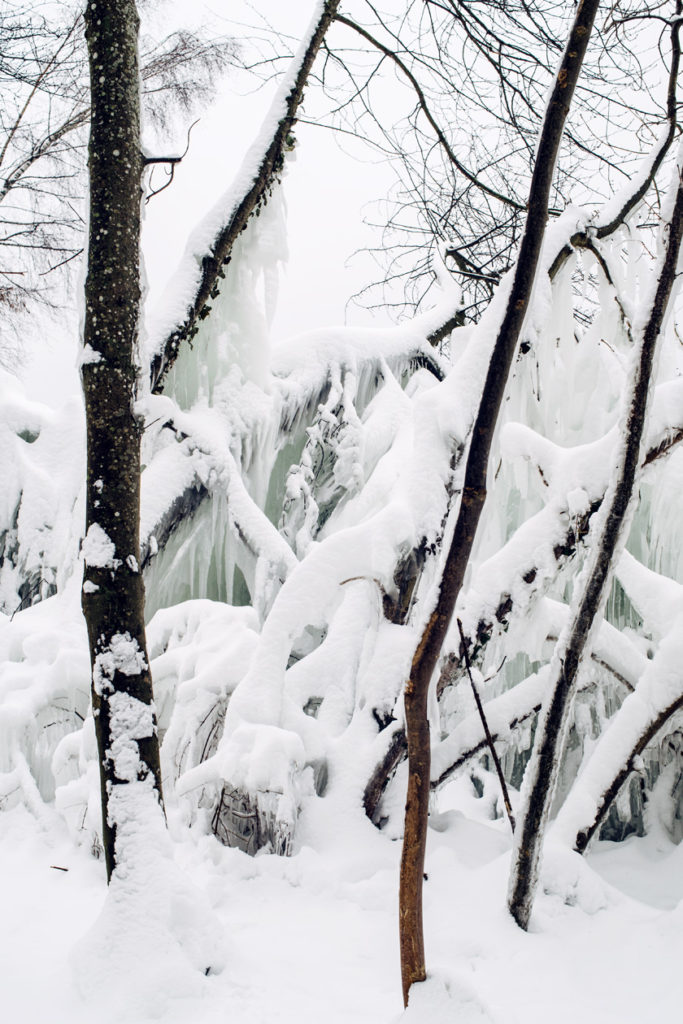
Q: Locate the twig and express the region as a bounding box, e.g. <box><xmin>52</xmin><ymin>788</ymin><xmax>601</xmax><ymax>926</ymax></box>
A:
<box><xmin>457</xmin><ymin>618</ymin><xmax>515</xmax><ymax>833</ymax></box>
<box><xmin>39</xmin><ymin>248</ymin><xmax>83</xmax><ymax>275</ymax></box>
<box><xmin>144</xmin><ymin>119</ymin><xmax>199</xmax><ymax>202</ymax></box>
<box><xmin>11</xmin><ymin>577</ymin><xmax>53</xmax><ymax>620</ymax></box>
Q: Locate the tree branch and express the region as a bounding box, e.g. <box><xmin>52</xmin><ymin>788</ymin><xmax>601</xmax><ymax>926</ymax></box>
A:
<box><xmin>363</xmin><ymin>410</ymin><xmax>683</xmax><ymax>822</ymax></box>
<box><xmin>149</xmin><ymin>0</ymin><xmax>342</xmax><ymax>394</ymax></box>
<box><xmin>457</xmin><ymin>617</ymin><xmax>516</xmax><ymax>831</ymax></box>
<box><xmin>572</xmin><ymin>693</ymin><xmax>683</xmax><ymax>853</ymax></box>
<box><xmin>334</xmin><ymin>13</ymin><xmax>526</xmax><ymax>213</ymax></box>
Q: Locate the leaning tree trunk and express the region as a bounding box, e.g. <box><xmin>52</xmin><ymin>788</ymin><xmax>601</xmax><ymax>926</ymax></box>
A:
<box><xmin>82</xmin><ymin>0</ymin><xmax>164</xmax><ymax>883</ymax></box>
<box><xmin>398</xmin><ymin>0</ymin><xmax>601</xmax><ymax>1006</ymax></box>
<box><xmin>149</xmin><ymin>0</ymin><xmax>342</xmax><ymax>393</ymax></box>
<box><xmin>507</xmin><ymin>159</ymin><xmax>683</xmax><ymax>930</ymax></box>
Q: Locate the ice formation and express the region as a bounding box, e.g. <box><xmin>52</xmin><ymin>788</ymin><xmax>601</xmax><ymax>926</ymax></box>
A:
<box><xmin>1</xmin><ymin>31</ymin><xmax>682</xmax><ymax>879</ymax></box>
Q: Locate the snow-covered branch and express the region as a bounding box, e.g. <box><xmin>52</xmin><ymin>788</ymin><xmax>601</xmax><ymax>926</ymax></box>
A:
<box><xmin>148</xmin><ymin>1</ymin><xmax>342</xmax><ymax>393</ymax></box>
<box><xmin>553</xmin><ymin>604</ymin><xmax>683</xmax><ymax>853</ymax></box>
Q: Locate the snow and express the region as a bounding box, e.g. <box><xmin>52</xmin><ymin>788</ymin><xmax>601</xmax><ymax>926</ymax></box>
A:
<box><xmin>80</xmin><ymin>344</ymin><xmax>102</xmax><ymax>366</ymax></box>
<box><xmin>82</xmin><ymin>523</ymin><xmax>119</xmax><ymax>570</ymax></box>
<box><xmin>3</xmin><ymin>783</ymin><xmax>683</xmax><ymax>1024</ymax></box>
<box><xmin>73</xmin><ymin>783</ymin><xmax>225</xmax><ymax>1023</ymax></box>
<box><xmin>552</xmin><ymin>609</ymin><xmax>683</xmax><ymax>850</ymax></box>
<box><xmin>0</xmin><ymin>372</ymin><xmax>84</xmax><ymax>614</ymax></box>
<box><xmin>5</xmin><ymin>164</ymin><xmax>683</xmax><ymax>1017</ymax></box>
<box><xmin>94</xmin><ymin>632</ymin><xmax>148</xmax><ymax>697</ymax></box>
<box><xmin>107</xmin><ymin>692</ymin><xmax>155</xmax><ymax>780</ymax></box>
<box><xmin>615</xmin><ymin>549</ymin><xmax>683</xmax><ymax>638</ymax></box>
<box><xmin>4</xmin><ymin>3</ymin><xmax>683</xmax><ymax>1021</ymax></box>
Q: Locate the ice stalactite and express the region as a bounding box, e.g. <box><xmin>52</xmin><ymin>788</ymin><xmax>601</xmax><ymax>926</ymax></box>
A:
<box><xmin>3</xmin><ymin>143</ymin><xmax>683</xmax><ymax>875</ymax></box>
<box><xmin>0</xmin><ymin>370</ymin><xmax>85</xmax><ymax>616</ymax></box>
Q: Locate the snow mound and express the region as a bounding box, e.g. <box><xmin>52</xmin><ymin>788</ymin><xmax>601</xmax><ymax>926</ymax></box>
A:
<box><xmin>72</xmin><ymin>787</ymin><xmax>225</xmax><ymax>1023</ymax></box>
<box><xmin>397</xmin><ymin>969</ymin><xmax>498</xmax><ymax>1023</ymax></box>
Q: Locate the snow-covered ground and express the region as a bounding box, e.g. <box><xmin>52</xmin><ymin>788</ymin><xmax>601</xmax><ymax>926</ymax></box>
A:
<box><xmin>3</xmin><ymin>5</ymin><xmax>683</xmax><ymax>1023</ymax></box>
<box><xmin>3</xmin><ymin>775</ymin><xmax>682</xmax><ymax>1024</ymax></box>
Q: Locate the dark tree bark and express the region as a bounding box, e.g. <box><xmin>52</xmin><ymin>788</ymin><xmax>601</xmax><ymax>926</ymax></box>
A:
<box><xmin>82</xmin><ymin>0</ymin><xmax>164</xmax><ymax>883</ymax></box>
<box><xmin>398</xmin><ymin>0</ymin><xmax>600</xmax><ymax>1005</ymax></box>
<box><xmin>508</xmin><ymin>164</ymin><xmax>683</xmax><ymax>930</ymax></box>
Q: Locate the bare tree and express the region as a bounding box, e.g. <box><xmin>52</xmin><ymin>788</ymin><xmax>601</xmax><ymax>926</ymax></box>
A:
<box><xmin>297</xmin><ymin>1</ymin><xmax>678</xmax><ymax>326</ymax></box>
<box><xmin>0</xmin><ymin>0</ymin><xmax>236</xmax><ymax>310</ymax></box>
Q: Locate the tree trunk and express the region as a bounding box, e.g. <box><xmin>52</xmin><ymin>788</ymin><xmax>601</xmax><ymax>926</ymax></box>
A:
<box><xmin>508</xmin><ymin>163</ymin><xmax>683</xmax><ymax>931</ymax></box>
<box><xmin>398</xmin><ymin>0</ymin><xmax>600</xmax><ymax>1005</ymax></box>
<box><xmin>82</xmin><ymin>0</ymin><xmax>164</xmax><ymax>883</ymax></box>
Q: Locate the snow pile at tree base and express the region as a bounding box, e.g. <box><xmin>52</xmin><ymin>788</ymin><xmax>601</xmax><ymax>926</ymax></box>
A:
<box><xmin>72</xmin><ymin>793</ymin><xmax>225</xmax><ymax>1022</ymax></box>
<box><xmin>4</xmin><ymin>770</ymin><xmax>683</xmax><ymax>1024</ymax></box>
<box><xmin>397</xmin><ymin>969</ymin><xmax>497</xmax><ymax>1022</ymax></box>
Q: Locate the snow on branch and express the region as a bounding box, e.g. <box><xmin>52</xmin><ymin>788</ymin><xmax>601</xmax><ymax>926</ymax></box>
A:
<box><xmin>615</xmin><ymin>549</ymin><xmax>683</xmax><ymax>640</ymax></box>
<box><xmin>147</xmin><ymin>1</ymin><xmax>342</xmax><ymax>394</ymax></box>
<box><xmin>140</xmin><ymin>406</ymin><xmax>297</xmax><ymax>611</ymax></box>
<box><xmin>553</xmin><ymin>610</ymin><xmax>683</xmax><ymax>853</ymax></box>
